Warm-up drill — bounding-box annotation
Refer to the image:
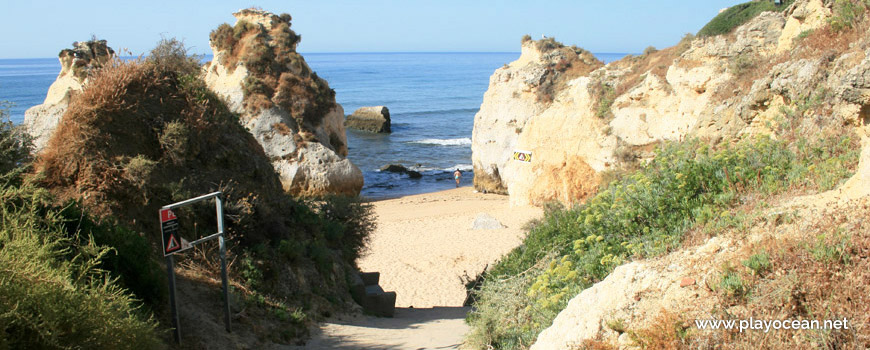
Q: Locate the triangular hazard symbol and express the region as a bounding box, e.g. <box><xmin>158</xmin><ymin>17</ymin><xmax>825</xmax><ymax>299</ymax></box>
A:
<box><xmin>166</xmin><ymin>234</ymin><xmax>180</xmax><ymax>252</ymax></box>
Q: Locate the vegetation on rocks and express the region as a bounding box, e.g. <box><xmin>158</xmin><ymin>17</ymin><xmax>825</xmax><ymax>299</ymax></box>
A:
<box><xmin>697</xmin><ymin>0</ymin><xmax>795</xmax><ymax>37</ymax></box>
<box><xmin>466</xmin><ymin>124</ymin><xmax>860</xmax><ymax>349</ymax></box>
<box><xmin>524</xmin><ymin>36</ymin><xmax>603</xmax><ymax>104</ymax></box>
<box><xmin>0</xmin><ymin>105</ymin><xmax>162</xmax><ymax>349</ymax></box>
<box><xmin>209</xmin><ymin>13</ymin><xmax>335</xmax><ymax>131</ymax></box>
<box><xmin>18</xmin><ymin>38</ymin><xmax>375</xmax><ymax>347</ymax></box>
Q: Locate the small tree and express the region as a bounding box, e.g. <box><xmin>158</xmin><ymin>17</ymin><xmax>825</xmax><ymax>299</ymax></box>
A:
<box><xmin>148</xmin><ymin>37</ymin><xmax>201</xmax><ymax>76</ymax></box>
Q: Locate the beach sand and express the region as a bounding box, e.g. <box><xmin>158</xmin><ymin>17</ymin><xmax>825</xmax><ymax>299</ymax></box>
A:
<box><xmin>360</xmin><ymin>187</ymin><xmax>542</xmax><ymax>308</ymax></box>
<box><xmin>292</xmin><ymin>187</ymin><xmax>542</xmax><ymax>349</ymax></box>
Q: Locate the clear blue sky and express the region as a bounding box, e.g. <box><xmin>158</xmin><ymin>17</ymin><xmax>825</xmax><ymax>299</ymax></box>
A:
<box><xmin>1</xmin><ymin>0</ymin><xmax>746</xmax><ymax>59</ymax></box>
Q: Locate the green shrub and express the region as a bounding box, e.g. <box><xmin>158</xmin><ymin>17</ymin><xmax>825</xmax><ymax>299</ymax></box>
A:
<box><xmin>316</xmin><ymin>195</ymin><xmax>376</xmax><ymax>265</ymax></box>
<box><xmin>0</xmin><ymin>182</ymin><xmax>162</xmax><ymax>349</ymax></box>
<box><xmin>829</xmin><ymin>0</ymin><xmax>868</xmax><ymax>31</ymax></box>
<box><xmin>742</xmin><ymin>252</ymin><xmax>771</xmax><ymax>275</ymax></box>
<box><xmin>148</xmin><ymin>37</ymin><xmax>201</xmax><ymax>76</ymax></box>
<box><xmin>593</xmin><ymin>83</ymin><xmax>616</xmax><ymax>120</ymax></box>
<box><xmin>697</xmin><ymin>0</ymin><xmax>794</xmax><ymax>38</ymax></box>
<box><xmin>808</xmin><ymin>232</ymin><xmax>851</xmax><ymax>264</ymax></box>
<box><xmin>717</xmin><ymin>263</ymin><xmax>748</xmax><ymax>298</ymax></box>
<box><xmin>467</xmin><ymin>132</ymin><xmax>859</xmax><ymax>349</ymax></box>
<box><xmin>57</xmin><ymin>203</ymin><xmax>166</xmax><ymax>307</ymax></box>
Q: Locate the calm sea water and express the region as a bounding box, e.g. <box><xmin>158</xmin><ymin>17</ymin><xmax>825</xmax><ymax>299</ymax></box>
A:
<box><xmin>0</xmin><ymin>52</ymin><xmax>628</xmax><ymax>199</ymax></box>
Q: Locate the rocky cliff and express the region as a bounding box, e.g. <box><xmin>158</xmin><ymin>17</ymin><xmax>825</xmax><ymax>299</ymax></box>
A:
<box><xmin>471</xmin><ymin>0</ymin><xmax>854</xmax><ymax>207</ymax></box>
<box><xmin>473</xmin><ymin>0</ymin><xmax>870</xmax><ymax>348</ymax></box>
<box><xmin>23</xmin><ymin>40</ymin><xmax>114</xmax><ymax>151</ymax></box>
<box><xmin>204</xmin><ymin>9</ymin><xmax>363</xmax><ymax>196</ymax></box>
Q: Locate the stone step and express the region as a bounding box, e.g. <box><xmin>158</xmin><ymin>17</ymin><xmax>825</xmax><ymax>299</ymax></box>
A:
<box><xmin>360</xmin><ymin>272</ymin><xmax>380</xmax><ymax>286</ymax></box>
<box><xmin>365</xmin><ymin>284</ymin><xmax>385</xmax><ymax>295</ymax></box>
<box><xmin>362</xmin><ymin>290</ymin><xmax>397</xmax><ymax>318</ymax></box>
<box><xmin>350</xmin><ymin>271</ymin><xmax>396</xmax><ymax>317</ymax></box>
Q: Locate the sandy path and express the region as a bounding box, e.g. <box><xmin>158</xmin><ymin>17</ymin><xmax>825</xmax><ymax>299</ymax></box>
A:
<box><xmin>293</xmin><ymin>187</ymin><xmax>542</xmax><ymax>349</ymax></box>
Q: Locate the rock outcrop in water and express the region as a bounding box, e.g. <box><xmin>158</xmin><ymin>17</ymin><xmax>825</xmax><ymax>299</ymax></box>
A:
<box><xmin>23</xmin><ymin>40</ymin><xmax>114</xmax><ymax>151</ymax></box>
<box><xmin>346</xmin><ymin>106</ymin><xmax>391</xmax><ymax>133</ymax></box>
<box><xmin>471</xmin><ymin>0</ymin><xmax>849</xmax><ymax>207</ymax></box>
<box><xmin>204</xmin><ymin>8</ymin><xmax>363</xmax><ymax>196</ymax></box>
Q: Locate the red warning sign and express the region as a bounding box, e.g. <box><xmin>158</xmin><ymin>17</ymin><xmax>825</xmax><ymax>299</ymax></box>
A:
<box><xmin>161</xmin><ymin>208</ymin><xmax>177</xmax><ymax>223</ymax></box>
<box><xmin>160</xmin><ymin>208</ymin><xmax>182</xmax><ymax>256</ymax></box>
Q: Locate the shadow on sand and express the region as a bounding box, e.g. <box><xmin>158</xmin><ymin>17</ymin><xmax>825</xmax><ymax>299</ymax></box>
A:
<box><xmin>288</xmin><ymin>306</ymin><xmax>470</xmax><ymax>350</ymax></box>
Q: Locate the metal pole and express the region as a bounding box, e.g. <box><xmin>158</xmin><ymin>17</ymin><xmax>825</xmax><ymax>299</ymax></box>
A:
<box><xmin>216</xmin><ymin>194</ymin><xmax>231</xmax><ymax>333</ymax></box>
<box><xmin>166</xmin><ymin>255</ymin><xmax>181</xmax><ymax>344</ymax></box>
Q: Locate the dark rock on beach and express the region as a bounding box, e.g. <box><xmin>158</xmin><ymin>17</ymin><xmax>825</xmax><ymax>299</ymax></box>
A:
<box><xmin>379</xmin><ymin>164</ymin><xmax>422</xmax><ymax>178</ymax></box>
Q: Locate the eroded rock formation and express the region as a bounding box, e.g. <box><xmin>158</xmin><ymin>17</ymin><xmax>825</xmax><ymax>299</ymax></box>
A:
<box><xmin>23</xmin><ymin>40</ymin><xmax>114</xmax><ymax>151</ymax></box>
<box><xmin>346</xmin><ymin>106</ymin><xmax>391</xmax><ymax>133</ymax></box>
<box><xmin>204</xmin><ymin>9</ymin><xmax>363</xmax><ymax>196</ymax></box>
<box><xmin>471</xmin><ymin>0</ymin><xmax>845</xmax><ymax>207</ymax></box>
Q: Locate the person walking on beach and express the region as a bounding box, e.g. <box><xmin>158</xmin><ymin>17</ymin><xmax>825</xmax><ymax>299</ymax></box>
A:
<box><xmin>454</xmin><ymin>169</ymin><xmax>462</xmax><ymax>188</ymax></box>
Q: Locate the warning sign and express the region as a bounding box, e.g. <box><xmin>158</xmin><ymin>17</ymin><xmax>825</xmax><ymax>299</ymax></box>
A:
<box><xmin>160</xmin><ymin>208</ymin><xmax>182</xmax><ymax>256</ymax></box>
<box><xmin>513</xmin><ymin>150</ymin><xmax>532</xmax><ymax>163</ymax></box>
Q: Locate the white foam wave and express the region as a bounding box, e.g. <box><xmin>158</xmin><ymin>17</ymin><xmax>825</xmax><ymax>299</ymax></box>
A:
<box><xmin>443</xmin><ymin>164</ymin><xmax>474</xmax><ymax>172</ymax></box>
<box><xmin>410</xmin><ymin>138</ymin><xmax>472</xmax><ymax>146</ymax></box>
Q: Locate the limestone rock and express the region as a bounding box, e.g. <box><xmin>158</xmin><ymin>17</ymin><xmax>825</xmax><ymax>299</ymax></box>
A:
<box><xmin>23</xmin><ymin>40</ymin><xmax>114</xmax><ymax>151</ymax></box>
<box><xmin>471</xmin><ymin>213</ymin><xmax>505</xmax><ymax>230</ymax></box>
<box><xmin>204</xmin><ymin>8</ymin><xmax>363</xmax><ymax>196</ymax></box>
<box><xmin>346</xmin><ymin>106</ymin><xmax>391</xmax><ymax>133</ymax></box>
<box><xmin>471</xmin><ymin>0</ymin><xmax>841</xmax><ymax>207</ymax></box>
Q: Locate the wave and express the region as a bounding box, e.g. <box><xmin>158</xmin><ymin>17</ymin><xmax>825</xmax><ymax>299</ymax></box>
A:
<box><xmin>442</xmin><ymin>164</ymin><xmax>474</xmax><ymax>172</ymax></box>
<box><xmin>410</xmin><ymin>138</ymin><xmax>472</xmax><ymax>146</ymax></box>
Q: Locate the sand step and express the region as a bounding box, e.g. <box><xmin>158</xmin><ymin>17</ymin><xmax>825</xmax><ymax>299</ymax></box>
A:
<box><xmin>350</xmin><ymin>271</ymin><xmax>396</xmax><ymax>317</ymax></box>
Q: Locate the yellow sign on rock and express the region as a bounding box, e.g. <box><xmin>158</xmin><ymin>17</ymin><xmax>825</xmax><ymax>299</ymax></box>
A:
<box><xmin>513</xmin><ymin>150</ymin><xmax>532</xmax><ymax>163</ymax></box>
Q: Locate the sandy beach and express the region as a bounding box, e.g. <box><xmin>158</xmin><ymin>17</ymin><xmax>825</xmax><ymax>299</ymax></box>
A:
<box><xmin>293</xmin><ymin>187</ymin><xmax>542</xmax><ymax>349</ymax></box>
<box><xmin>360</xmin><ymin>187</ymin><xmax>542</xmax><ymax>308</ymax></box>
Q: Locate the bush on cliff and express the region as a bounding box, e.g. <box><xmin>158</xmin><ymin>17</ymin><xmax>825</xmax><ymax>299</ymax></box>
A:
<box><xmin>209</xmin><ymin>13</ymin><xmax>334</xmax><ymax>132</ymax></box>
<box><xmin>697</xmin><ymin>0</ymin><xmax>794</xmax><ymax>38</ymax></box>
<box><xmin>0</xmin><ymin>181</ymin><xmax>163</xmax><ymax>350</ymax></box>
<box><xmin>466</xmin><ymin>128</ymin><xmax>860</xmax><ymax>349</ymax></box>
<box><xmin>33</xmin><ymin>39</ymin><xmax>375</xmax><ymax>344</ymax></box>
<box><xmin>0</xmin><ymin>105</ymin><xmax>161</xmax><ymax>349</ymax></box>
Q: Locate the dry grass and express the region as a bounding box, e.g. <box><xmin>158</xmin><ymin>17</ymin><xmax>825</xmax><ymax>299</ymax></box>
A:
<box><xmin>272</xmin><ymin>122</ymin><xmax>294</xmax><ymax>136</ymax></box>
<box><xmin>628</xmin><ymin>310</ymin><xmax>692</xmax><ymax>350</ymax></box>
<box><xmin>609</xmin><ymin>34</ymin><xmax>695</xmax><ymax>99</ymax></box>
<box><xmin>687</xmin><ymin>202</ymin><xmax>870</xmax><ymax>349</ymax></box>
<box><xmin>531</xmin><ymin>38</ymin><xmax>604</xmax><ymax>104</ymax></box>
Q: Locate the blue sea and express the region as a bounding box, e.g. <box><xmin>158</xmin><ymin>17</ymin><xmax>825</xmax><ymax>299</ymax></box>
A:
<box><xmin>0</xmin><ymin>52</ymin><xmax>628</xmax><ymax>199</ymax></box>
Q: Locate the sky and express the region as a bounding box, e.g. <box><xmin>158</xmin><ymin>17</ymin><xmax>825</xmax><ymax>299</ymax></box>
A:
<box><xmin>0</xmin><ymin>0</ymin><xmax>748</xmax><ymax>59</ymax></box>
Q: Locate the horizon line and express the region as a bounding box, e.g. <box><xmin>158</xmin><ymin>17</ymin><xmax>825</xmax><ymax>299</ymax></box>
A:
<box><xmin>0</xmin><ymin>51</ymin><xmax>636</xmax><ymax>60</ymax></box>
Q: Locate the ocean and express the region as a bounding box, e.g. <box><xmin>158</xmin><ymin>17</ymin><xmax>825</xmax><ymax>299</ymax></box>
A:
<box><xmin>0</xmin><ymin>52</ymin><xmax>628</xmax><ymax>199</ymax></box>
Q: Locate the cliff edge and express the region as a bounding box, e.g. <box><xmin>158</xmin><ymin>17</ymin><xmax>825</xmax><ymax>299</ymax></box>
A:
<box><xmin>471</xmin><ymin>0</ymin><xmax>848</xmax><ymax>207</ymax></box>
